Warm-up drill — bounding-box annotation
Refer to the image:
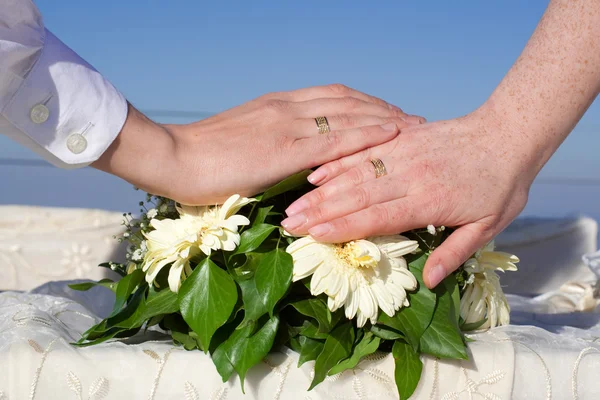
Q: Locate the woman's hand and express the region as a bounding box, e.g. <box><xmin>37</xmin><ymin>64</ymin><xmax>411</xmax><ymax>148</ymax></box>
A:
<box><xmin>93</xmin><ymin>84</ymin><xmax>423</xmax><ymax>204</ymax></box>
<box><xmin>282</xmin><ymin>108</ymin><xmax>536</xmax><ymax>289</ymax></box>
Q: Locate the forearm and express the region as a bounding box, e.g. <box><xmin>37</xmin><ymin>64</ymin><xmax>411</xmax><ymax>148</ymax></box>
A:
<box><xmin>482</xmin><ymin>0</ymin><xmax>600</xmax><ymax>179</ymax></box>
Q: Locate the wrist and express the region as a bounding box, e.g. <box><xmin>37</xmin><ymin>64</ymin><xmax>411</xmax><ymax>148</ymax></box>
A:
<box><xmin>473</xmin><ymin>100</ymin><xmax>556</xmax><ymax>185</ymax></box>
<box><xmin>92</xmin><ymin>103</ymin><xmax>175</xmax><ymax>196</ymax></box>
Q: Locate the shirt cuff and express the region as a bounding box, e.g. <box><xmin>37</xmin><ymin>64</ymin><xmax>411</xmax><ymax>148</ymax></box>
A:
<box><xmin>1</xmin><ymin>29</ymin><xmax>127</xmax><ymax>168</ymax></box>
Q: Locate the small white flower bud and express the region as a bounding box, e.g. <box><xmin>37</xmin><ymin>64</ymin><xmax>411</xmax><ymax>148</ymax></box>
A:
<box><xmin>427</xmin><ymin>225</ymin><xmax>436</xmax><ymax>235</ymax></box>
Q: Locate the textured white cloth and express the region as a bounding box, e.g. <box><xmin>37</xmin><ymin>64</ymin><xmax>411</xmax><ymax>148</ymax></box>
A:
<box><xmin>2</xmin><ymin>205</ymin><xmax>600</xmax><ymax>399</ymax></box>
<box><xmin>496</xmin><ymin>216</ymin><xmax>598</xmax><ymax>296</ymax></box>
<box><xmin>0</xmin><ymin>0</ymin><xmax>127</xmax><ymax>168</ymax></box>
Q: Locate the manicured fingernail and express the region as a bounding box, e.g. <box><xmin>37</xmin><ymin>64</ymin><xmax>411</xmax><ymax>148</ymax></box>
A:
<box><xmin>309</xmin><ymin>223</ymin><xmax>332</xmax><ymax>237</ymax></box>
<box><xmin>281</xmin><ymin>214</ymin><xmax>306</xmax><ymax>231</ymax></box>
<box><xmin>286</xmin><ymin>199</ymin><xmax>310</xmax><ymax>216</ymax></box>
<box><xmin>381</xmin><ymin>122</ymin><xmax>397</xmax><ymax>132</ymax></box>
<box><xmin>307</xmin><ymin>170</ymin><xmax>326</xmax><ymax>185</ymax></box>
<box><xmin>427</xmin><ymin>264</ymin><xmax>446</xmax><ymax>288</ymax></box>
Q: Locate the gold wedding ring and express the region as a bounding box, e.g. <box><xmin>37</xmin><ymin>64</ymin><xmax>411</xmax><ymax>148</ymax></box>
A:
<box><xmin>315</xmin><ymin>116</ymin><xmax>331</xmax><ymax>134</ymax></box>
<box><xmin>370</xmin><ymin>158</ymin><xmax>387</xmax><ymax>179</ymax></box>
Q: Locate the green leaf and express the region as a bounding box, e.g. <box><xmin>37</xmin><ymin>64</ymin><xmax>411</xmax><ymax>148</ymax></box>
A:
<box><xmin>213</xmin><ymin>316</ymin><xmax>280</xmax><ymax>391</ymax></box>
<box><xmin>110</xmin><ymin>287</ymin><xmax>179</xmax><ymax>330</ymax></box>
<box><xmin>179</xmin><ymin>259</ymin><xmax>238</xmax><ymax>352</ymax></box>
<box><xmin>392</xmin><ymin>341</ymin><xmax>423</xmax><ymax>400</ymax></box>
<box><xmin>255</xmin><ymin>249</ymin><xmax>293</xmax><ymax>317</ymax></box>
<box><xmin>110</xmin><ymin>269</ymin><xmax>145</xmax><ymax>317</ymax></box>
<box><xmin>443</xmin><ymin>274</ymin><xmax>461</xmax><ymax>322</ymax></box>
<box><xmin>378</xmin><ymin>254</ymin><xmax>436</xmax><ymax>350</ymax></box>
<box><xmin>298</xmin><ymin>336</ymin><xmax>325</xmax><ymax>367</ymax></box>
<box><xmin>299</xmin><ymin>320</ymin><xmax>329</xmax><ymax>339</ymax></box>
<box><xmin>329</xmin><ymin>332</ymin><xmax>380</xmax><ymax>375</ymax></box>
<box><xmin>371</xmin><ymin>325</ymin><xmax>404</xmax><ymax>340</ymax></box>
<box><xmin>252</xmin><ymin>206</ymin><xmax>274</xmax><ymax>226</ymax></box>
<box><xmin>291</xmin><ymin>299</ymin><xmax>333</xmax><ymax>334</ymax></box>
<box><xmin>461</xmin><ymin>318</ymin><xmax>488</xmax><ymax>332</ymax></box>
<box><xmin>238</xmin><ymin>276</ymin><xmax>268</xmax><ymax>328</ymax></box>
<box><xmin>258</xmin><ymin>170</ymin><xmax>313</xmax><ymax>201</ymax></box>
<box><xmin>309</xmin><ymin>322</ymin><xmax>354</xmax><ymax>390</ymax></box>
<box><xmin>234</xmin><ymin>224</ymin><xmax>277</xmax><ymax>255</ymax></box>
<box><xmin>68</xmin><ymin>279</ymin><xmax>116</xmax><ymax>292</ymax></box>
<box><xmin>419</xmin><ymin>283</ymin><xmax>468</xmax><ymax>360</ymax></box>
<box><xmin>172</xmin><ymin>331</ymin><xmax>201</xmax><ymax>351</ymax></box>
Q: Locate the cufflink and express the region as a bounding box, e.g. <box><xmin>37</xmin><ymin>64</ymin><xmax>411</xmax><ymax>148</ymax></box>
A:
<box><xmin>66</xmin><ymin>133</ymin><xmax>88</xmax><ymax>154</ymax></box>
<box><xmin>30</xmin><ymin>104</ymin><xmax>49</xmax><ymax>124</ymax></box>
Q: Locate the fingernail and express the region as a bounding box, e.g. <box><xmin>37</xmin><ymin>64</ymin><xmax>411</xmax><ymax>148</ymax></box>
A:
<box><xmin>427</xmin><ymin>264</ymin><xmax>446</xmax><ymax>288</ymax></box>
<box><xmin>281</xmin><ymin>214</ymin><xmax>306</xmax><ymax>231</ymax></box>
<box><xmin>307</xmin><ymin>170</ymin><xmax>326</xmax><ymax>185</ymax></box>
<box><xmin>286</xmin><ymin>199</ymin><xmax>310</xmax><ymax>216</ymax></box>
<box><xmin>309</xmin><ymin>223</ymin><xmax>332</xmax><ymax>237</ymax></box>
<box><xmin>381</xmin><ymin>122</ymin><xmax>397</xmax><ymax>132</ymax></box>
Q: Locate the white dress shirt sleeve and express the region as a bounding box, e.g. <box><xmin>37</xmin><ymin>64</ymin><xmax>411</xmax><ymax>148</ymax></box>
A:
<box><xmin>0</xmin><ymin>0</ymin><xmax>127</xmax><ymax>168</ymax></box>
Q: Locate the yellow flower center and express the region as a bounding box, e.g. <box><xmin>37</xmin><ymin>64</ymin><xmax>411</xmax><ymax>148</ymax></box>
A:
<box><xmin>335</xmin><ymin>242</ymin><xmax>378</xmax><ymax>269</ymax></box>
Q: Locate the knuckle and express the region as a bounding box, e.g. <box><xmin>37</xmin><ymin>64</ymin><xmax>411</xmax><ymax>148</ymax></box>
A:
<box><xmin>347</xmin><ymin>167</ymin><xmax>364</xmax><ymax>186</ymax></box>
<box><xmin>309</xmin><ymin>188</ymin><xmax>326</xmax><ymax>204</ymax></box>
<box><xmin>331</xmin><ymin>218</ymin><xmax>350</xmax><ymax>238</ymax></box>
<box><xmin>445</xmin><ymin>245</ymin><xmax>465</xmax><ymax>265</ymax></box>
<box><xmin>353</xmin><ymin>186</ymin><xmax>371</xmax><ymax>209</ymax></box>
<box><xmin>341</xmin><ymin>96</ymin><xmax>361</xmax><ymax>110</ymax></box>
<box><xmin>264</xmin><ymin>99</ymin><xmax>290</xmax><ymax>114</ymax></box>
<box><xmin>328</xmin><ymin>83</ymin><xmax>351</xmax><ymax>95</ymax></box>
<box><xmin>325</xmin><ymin>132</ymin><xmax>344</xmax><ymax>150</ymax></box>
<box><xmin>371</xmin><ymin>204</ymin><xmax>391</xmax><ymax>227</ymax></box>
<box><xmin>335</xmin><ymin>114</ymin><xmax>355</xmax><ymax>129</ymax></box>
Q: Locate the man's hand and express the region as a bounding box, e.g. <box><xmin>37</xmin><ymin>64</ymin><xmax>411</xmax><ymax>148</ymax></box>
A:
<box><xmin>282</xmin><ymin>108</ymin><xmax>533</xmax><ymax>289</ymax></box>
<box><xmin>92</xmin><ymin>84</ymin><xmax>423</xmax><ymax>205</ymax></box>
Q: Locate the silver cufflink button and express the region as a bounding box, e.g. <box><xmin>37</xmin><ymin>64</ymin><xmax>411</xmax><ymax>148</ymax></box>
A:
<box><xmin>66</xmin><ymin>133</ymin><xmax>88</xmax><ymax>154</ymax></box>
<box><xmin>30</xmin><ymin>104</ymin><xmax>49</xmax><ymax>124</ymax></box>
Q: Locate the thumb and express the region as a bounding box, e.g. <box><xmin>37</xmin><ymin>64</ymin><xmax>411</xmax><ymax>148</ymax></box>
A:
<box><xmin>423</xmin><ymin>223</ymin><xmax>491</xmax><ymax>289</ymax></box>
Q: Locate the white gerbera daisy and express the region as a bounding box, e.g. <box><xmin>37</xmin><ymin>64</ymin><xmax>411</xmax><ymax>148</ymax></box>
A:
<box><xmin>287</xmin><ymin>235</ymin><xmax>419</xmax><ymax>327</ymax></box>
<box><xmin>141</xmin><ymin>194</ymin><xmax>254</xmax><ymax>292</ymax></box>
<box><xmin>460</xmin><ymin>241</ymin><xmax>519</xmax><ymax>329</ymax></box>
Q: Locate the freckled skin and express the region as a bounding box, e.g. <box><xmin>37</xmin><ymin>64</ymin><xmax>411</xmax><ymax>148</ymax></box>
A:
<box><xmin>284</xmin><ymin>0</ymin><xmax>600</xmax><ymax>289</ymax></box>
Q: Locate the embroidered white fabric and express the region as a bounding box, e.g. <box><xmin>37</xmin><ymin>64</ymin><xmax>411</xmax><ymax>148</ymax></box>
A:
<box><xmin>2</xmin><ymin>205</ymin><xmax>600</xmax><ymax>399</ymax></box>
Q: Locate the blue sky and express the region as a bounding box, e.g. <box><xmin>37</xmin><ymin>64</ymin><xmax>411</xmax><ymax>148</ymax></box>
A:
<box><xmin>1</xmin><ymin>0</ymin><xmax>599</xmax><ymax>219</ymax></box>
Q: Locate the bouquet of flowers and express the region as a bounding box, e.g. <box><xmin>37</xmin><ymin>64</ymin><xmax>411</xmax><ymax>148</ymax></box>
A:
<box><xmin>71</xmin><ymin>170</ymin><xmax>518</xmax><ymax>399</ymax></box>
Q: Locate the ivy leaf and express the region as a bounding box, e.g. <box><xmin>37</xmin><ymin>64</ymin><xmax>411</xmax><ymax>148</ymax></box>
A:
<box><xmin>392</xmin><ymin>341</ymin><xmax>423</xmax><ymax>400</ymax></box>
<box><xmin>298</xmin><ymin>336</ymin><xmax>325</xmax><ymax>367</ymax></box>
<box><xmin>68</xmin><ymin>279</ymin><xmax>117</xmax><ymax>292</ymax></box>
<box><xmin>378</xmin><ymin>254</ymin><xmax>436</xmax><ymax>350</ymax></box>
<box><xmin>252</xmin><ymin>206</ymin><xmax>274</xmax><ymax>226</ymax></box>
<box><xmin>179</xmin><ymin>259</ymin><xmax>238</xmax><ymax>352</ymax></box>
<box><xmin>309</xmin><ymin>322</ymin><xmax>354</xmax><ymax>390</ymax></box>
<box><xmin>237</xmin><ymin>277</ymin><xmax>268</xmax><ymax>329</ymax></box>
<box><xmin>172</xmin><ymin>331</ymin><xmax>201</xmax><ymax>351</ymax></box>
<box><xmin>299</xmin><ymin>320</ymin><xmax>329</xmax><ymax>340</ymax></box>
<box><xmin>255</xmin><ymin>249</ymin><xmax>293</xmax><ymax>317</ymax></box>
<box><xmin>371</xmin><ymin>325</ymin><xmax>404</xmax><ymax>340</ymax></box>
<box><xmin>110</xmin><ymin>287</ymin><xmax>179</xmax><ymax>330</ymax></box>
<box><xmin>258</xmin><ymin>170</ymin><xmax>313</xmax><ymax>201</ymax></box>
<box><xmin>443</xmin><ymin>274</ymin><xmax>461</xmax><ymax>322</ymax></box>
<box><xmin>419</xmin><ymin>282</ymin><xmax>468</xmax><ymax>360</ymax></box>
<box><xmin>234</xmin><ymin>224</ymin><xmax>277</xmax><ymax>255</ymax></box>
<box><xmin>291</xmin><ymin>299</ymin><xmax>333</xmax><ymax>333</ymax></box>
<box><xmin>213</xmin><ymin>316</ymin><xmax>280</xmax><ymax>391</ymax></box>
<box><xmin>110</xmin><ymin>269</ymin><xmax>145</xmax><ymax>317</ymax></box>
<box><xmin>328</xmin><ymin>332</ymin><xmax>380</xmax><ymax>375</ymax></box>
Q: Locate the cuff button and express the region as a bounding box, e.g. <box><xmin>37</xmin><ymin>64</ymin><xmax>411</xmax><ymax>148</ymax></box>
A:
<box><xmin>30</xmin><ymin>104</ymin><xmax>49</xmax><ymax>124</ymax></box>
<box><xmin>66</xmin><ymin>134</ymin><xmax>88</xmax><ymax>154</ymax></box>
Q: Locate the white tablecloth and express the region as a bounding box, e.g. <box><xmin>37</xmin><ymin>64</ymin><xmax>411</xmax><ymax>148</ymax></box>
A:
<box><xmin>1</xmin><ymin>206</ymin><xmax>600</xmax><ymax>399</ymax></box>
